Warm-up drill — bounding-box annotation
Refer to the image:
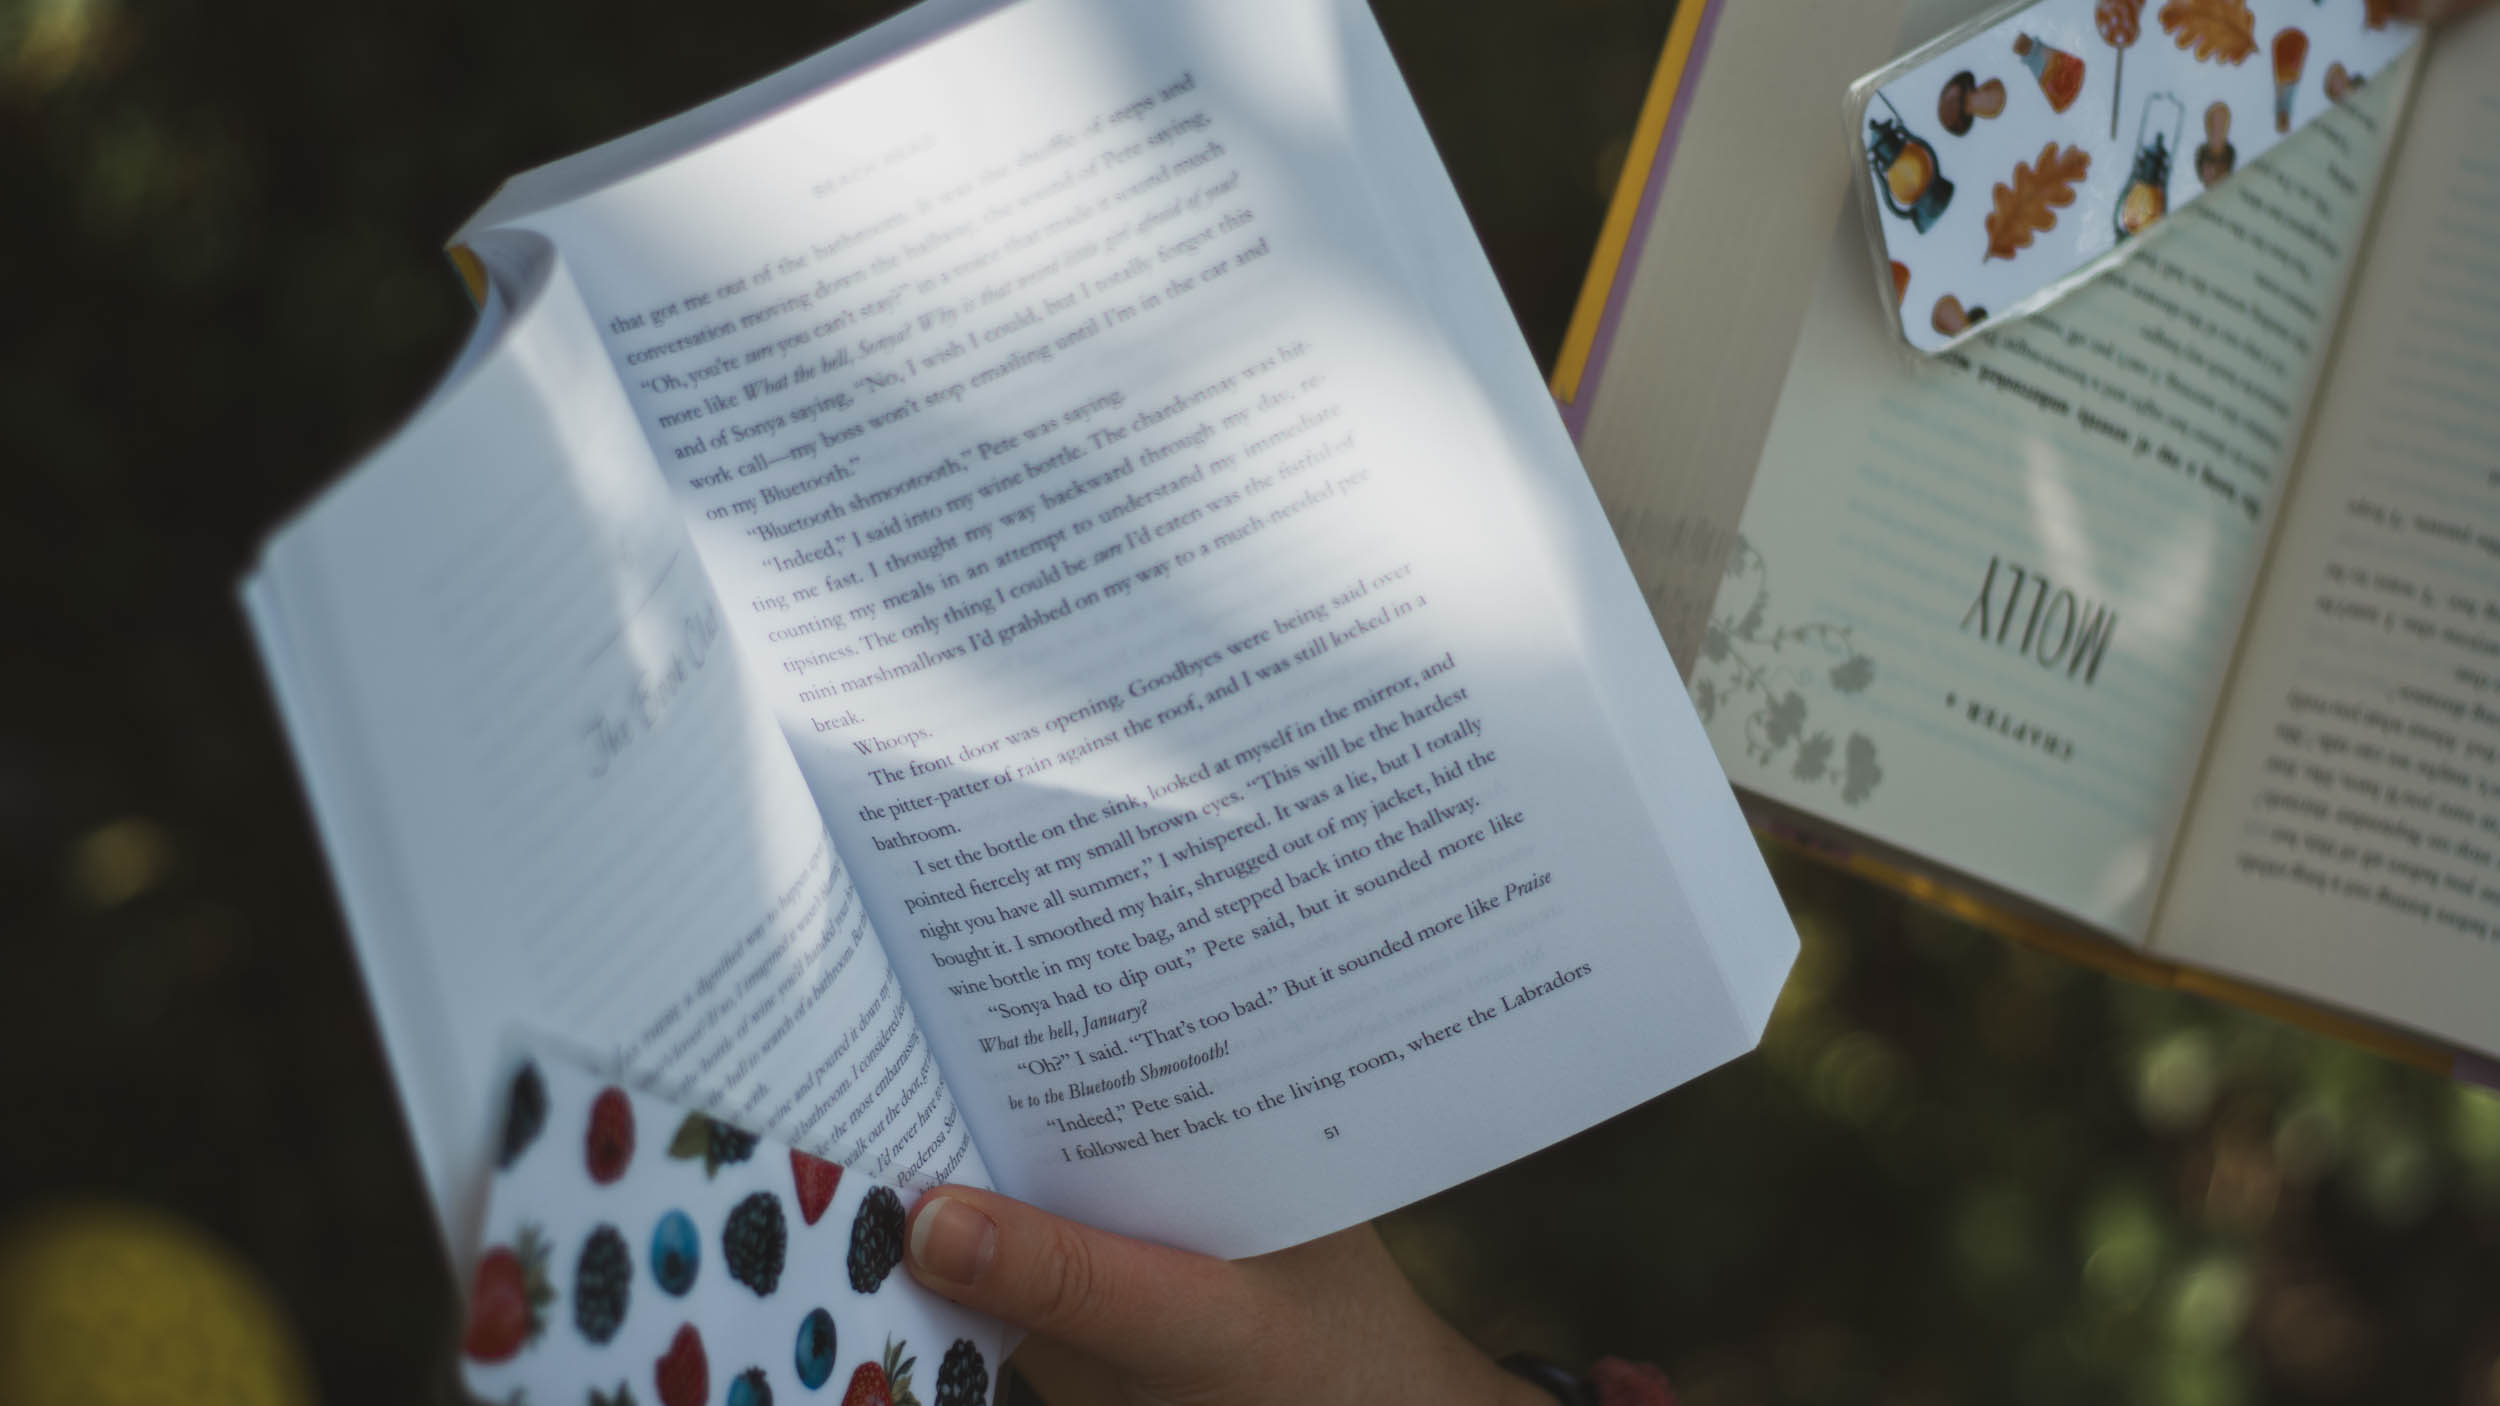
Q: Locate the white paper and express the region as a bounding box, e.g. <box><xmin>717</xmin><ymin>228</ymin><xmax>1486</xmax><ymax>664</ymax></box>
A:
<box><xmin>248</xmin><ymin>251</ymin><xmax>984</xmax><ymax>1245</ymax></box>
<box><xmin>2153</xmin><ymin>12</ymin><xmax>2500</xmax><ymax>1058</ymax></box>
<box><xmin>467</xmin><ymin>0</ymin><xmax>1794</xmax><ymax>1255</ymax></box>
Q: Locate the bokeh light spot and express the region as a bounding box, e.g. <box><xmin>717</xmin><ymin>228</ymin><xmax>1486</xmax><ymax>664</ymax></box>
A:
<box><xmin>67</xmin><ymin>815</ymin><xmax>174</xmax><ymax>909</ymax></box>
<box><xmin>2166</xmin><ymin>1254</ymin><xmax>2252</xmax><ymax>1352</ymax></box>
<box><xmin>2136</xmin><ymin>1030</ymin><xmax>2218</xmax><ymax>1132</ymax></box>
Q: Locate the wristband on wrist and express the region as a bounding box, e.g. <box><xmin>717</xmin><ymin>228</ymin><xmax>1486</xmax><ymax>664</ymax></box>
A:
<box><xmin>1498</xmin><ymin>1353</ymin><xmax>1678</xmax><ymax>1406</ymax></box>
<box><xmin>1499</xmin><ymin>1353</ymin><xmax>1598</xmax><ymax>1406</ymax></box>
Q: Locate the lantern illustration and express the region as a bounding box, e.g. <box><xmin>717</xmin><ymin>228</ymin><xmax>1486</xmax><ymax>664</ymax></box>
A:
<box><xmin>2116</xmin><ymin>92</ymin><xmax>2185</xmax><ymax>241</ymax></box>
<box><xmin>1866</xmin><ymin>94</ymin><xmax>1955</xmax><ymax>234</ymax></box>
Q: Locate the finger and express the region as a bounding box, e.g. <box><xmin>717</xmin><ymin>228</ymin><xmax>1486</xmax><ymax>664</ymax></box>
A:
<box><xmin>905</xmin><ymin>1187</ymin><xmax>1251</xmax><ymax>1377</ymax></box>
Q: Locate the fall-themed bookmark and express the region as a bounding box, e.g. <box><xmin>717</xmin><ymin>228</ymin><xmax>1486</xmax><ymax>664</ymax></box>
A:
<box><xmin>2116</xmin><ymin>93</ymin><xmax>2185</xmax><ymax>239</ymax></box>
<box><xmin>1851</xmin><ymin>0</ymin><xmax>2421</xmax><ymax>353</ymax></box>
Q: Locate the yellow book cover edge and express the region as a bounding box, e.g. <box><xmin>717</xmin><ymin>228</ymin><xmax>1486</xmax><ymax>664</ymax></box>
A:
<box><xmin>1764</xmin><ymin>832</ymin><xmax>2456</xmax><ymax>1074</ymax></box>
<box><xmin>1549</xmin><ymin>0</ymin><xmax>1712</xmax><ymax>408</ymax></box>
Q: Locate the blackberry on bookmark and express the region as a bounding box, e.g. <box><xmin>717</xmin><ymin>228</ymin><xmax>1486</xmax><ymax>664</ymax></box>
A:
<box><xmin>723</xmin><ymin>1190</ymin><xmax>789</xmax><ymax>1295</ymax></box>
<box><xmin>840</xmin><ymin>1338</ymin><xmax>917</xmax><ymax>1406</ymax></box>
<box><xmin>796</xmin><ymin>1307</ymin><xmax>839</xmax><ymax>1389</ymax></box>
<box><xmin>728</xmin><ymin>1366</ymin><xmax>775</xmax><ymax>1406</ymax></box>
<box><xmin>498</xmin><ymin>1062</ymin><xmax>548</xmax><ymax>1170</ymax></box>
<box><xmin>934</xmin><ymin>1339</ymin><xmax>988</xmax><ymax>1406</ymax></box>
<box><xmin>668</xmin><ymin>1112</ymin><xmax>759</xmax><ymax>1177</ymax></box>
<box><xmin>711</xmin><ymin>1121</ymin><xmax>759</xmax><ymax>1166</ymax></box>
<box><xmin>846</xmin><ymin>1186</ymin><xmax>906</xmax><ymax>1292</ymax></box>
<box><xmin>574</xmin><ymin>1223</ymin><xmax>632</xmax><ymax>1344</ymax></box>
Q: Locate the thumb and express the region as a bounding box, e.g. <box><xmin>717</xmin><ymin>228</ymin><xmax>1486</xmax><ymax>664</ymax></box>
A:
<box><xmin>904</xmin><ymin>1186</ymin><xmax>1250</xmax><ymax>1379</ymax></box>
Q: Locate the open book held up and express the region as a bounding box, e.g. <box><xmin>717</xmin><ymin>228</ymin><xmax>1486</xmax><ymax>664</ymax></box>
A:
<box><xmin>244</xmin><ymin>0</ymin><xmax>1797</xmax><ymax>1261</ymax></box>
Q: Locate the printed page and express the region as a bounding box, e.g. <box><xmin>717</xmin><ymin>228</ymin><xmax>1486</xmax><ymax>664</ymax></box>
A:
<box><xmin>1692</xmin><ymin>38</ymin><xmax>2411</xmax><ymax>938</ymax></box>
<box><xmin>472</xmin><ymin>0</ymin><xmax>1793</xmax><ymax>1256</ymax></box>
<box><xmin>2152</xmin><ymin>12</ymin><xmax>2500</xmax><ymax>1059</ymax></box>
<box><xmin>1571</xmin><ymin>0</ymin><xmax>1915</xmax><ymax>667</ymax></box>
<box><xmin>247</xmin><ymin>247</ymin><xmax>982</xmax><ymax>1243</ymax></box>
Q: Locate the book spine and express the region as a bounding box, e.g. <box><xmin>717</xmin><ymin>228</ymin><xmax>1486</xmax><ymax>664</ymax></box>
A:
<box><xmin>1548</xmin><ymin>0</ymin><xmax>1724</xmax><ymax>430</ymax></box>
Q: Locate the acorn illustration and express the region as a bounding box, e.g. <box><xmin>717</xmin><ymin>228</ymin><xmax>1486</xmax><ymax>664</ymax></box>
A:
<box><xmin>2195</xmin><ymin>102</ymin><xmax>2236</xmax><ymax>187</ymax></box>
<box><xmin>1932</xmin><ymin>295</ymin><xmax>1989</xmax><ymax>338</ymax></box>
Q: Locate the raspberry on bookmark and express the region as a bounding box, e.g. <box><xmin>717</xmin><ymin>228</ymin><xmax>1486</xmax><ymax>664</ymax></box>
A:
<box><xmin>586</xmin><ymin>1085</ymin><xmax>636</xmax><ymax>1184</ymax></box>
<box><xmin>656</xmin><ymin>1323</ymin><xmax>709</xmax><ymax>1406</ymax></box>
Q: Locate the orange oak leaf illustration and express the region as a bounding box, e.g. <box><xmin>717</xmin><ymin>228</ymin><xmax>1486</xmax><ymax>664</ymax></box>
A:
<box><xmin>1984</xmin><ymin>143</ymin><xmax>2092</xmax><ymax>262</ymax></box>
<box><xmin>2363</xmin><ymin>0</ymin><xmax>2397</xmax><ymax>27</ymax></box>
<box><xmin>2158</xmin><ymin>0</ymin><xmax>2258</xmax><ymax>63</ymax></box>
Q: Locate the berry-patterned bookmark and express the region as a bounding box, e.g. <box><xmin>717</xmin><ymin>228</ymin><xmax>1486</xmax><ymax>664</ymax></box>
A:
<box><xmin>1854</xmin><ymin>0</ymin><xmax>2420</xmax><ymax>353</ymax></box>
<box><xmin>459</xmin><ymin>1054</ymin><xmax>1011</xmax><ymax>1406</ymax></box>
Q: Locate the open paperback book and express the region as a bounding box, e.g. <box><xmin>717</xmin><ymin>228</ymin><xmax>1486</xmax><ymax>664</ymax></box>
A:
<box><xmin>1561</xmin><ymin>0</ymin><xmax>2500</xmax><ymax>1072</ymax></box>
<box><xmin>244</xmin><ymin>0</ymin><xmax>1797</xmax><ymax>1263</ymax></box>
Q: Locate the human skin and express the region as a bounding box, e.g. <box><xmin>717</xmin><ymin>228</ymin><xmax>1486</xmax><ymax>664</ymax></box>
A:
<box><xmin>904</xmin><ymin>1187</ymin><xmax>1550</xmax><ymax>1406</ymax></box>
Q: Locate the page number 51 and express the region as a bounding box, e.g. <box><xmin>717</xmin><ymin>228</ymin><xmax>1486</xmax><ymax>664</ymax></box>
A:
<box><xmin>1322</xmin><ymin>1125</ymin><xmax>1340</xmax><ymax>1140</ymax></box>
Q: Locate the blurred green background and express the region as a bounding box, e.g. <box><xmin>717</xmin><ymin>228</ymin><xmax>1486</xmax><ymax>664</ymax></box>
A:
<box><xmin>3</xmin><ymin>0</ymin><xmax>2495</xmax><ymax>1400</ymax></box>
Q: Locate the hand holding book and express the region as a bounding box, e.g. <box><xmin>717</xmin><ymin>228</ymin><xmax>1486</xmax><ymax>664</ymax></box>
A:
<box><xmin>246</xmin><ymin>0</ymin><xmax>1795</xmax><ymax>1271</ymax></box>
<box><xmin>901</xmin><ymin>1187</ymin><xmax>1551</xmax><ymax>1406</ymax></box>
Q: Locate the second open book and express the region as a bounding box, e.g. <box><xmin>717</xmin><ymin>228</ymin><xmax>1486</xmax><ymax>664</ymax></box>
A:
<box><xmin>1567</xmin><ymin>0</ymin><xmax>2500</xmax><ymax>1067</ymax></box>
<box><xmin>244</xmin><ymin>0</ymin><xmax>1797</xmax><ymax>1261</ymax></box>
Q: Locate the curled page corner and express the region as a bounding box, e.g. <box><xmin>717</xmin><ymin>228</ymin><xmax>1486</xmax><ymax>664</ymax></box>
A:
<box><xmin>1849</xmin><ymin>0</ymin><xmax>2420</xmax><ymax>354</ymax></box>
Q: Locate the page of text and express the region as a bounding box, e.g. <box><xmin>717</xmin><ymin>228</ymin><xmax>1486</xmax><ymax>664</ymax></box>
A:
<box><xmin>495</xmin><ymin>0</ymin><xmax>1787</xmax><ymax>1255</ymax></box>
<box><xmin>2153</xmin><ymin>13</ymin><xmax>2500</xmax><ymax>1058</ymax></box>
<box><xmin>1698</xmin><ymin>49</ymin><xmax>2408</xmax><ymax>937</ymax></box>
<box><xmin>250</xmin><ymin>257</ymin><xmax>980</xmax><ymax>1237</ymax></box>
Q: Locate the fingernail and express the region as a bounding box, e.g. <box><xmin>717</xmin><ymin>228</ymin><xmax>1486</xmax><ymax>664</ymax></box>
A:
<box><xmin>910</xmin><ymin>1195</ymin><xmax>997</xmax><ymax>1286</ymax></box>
